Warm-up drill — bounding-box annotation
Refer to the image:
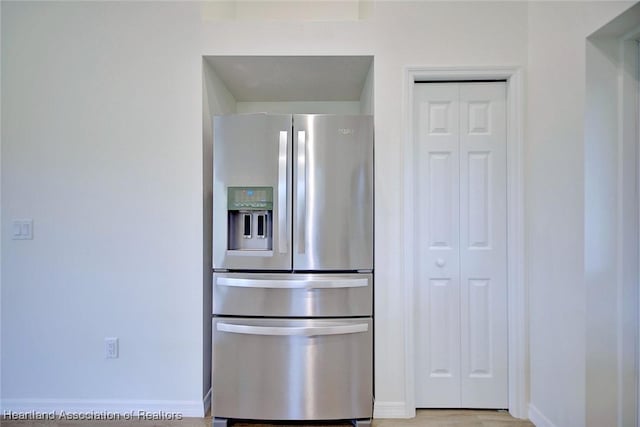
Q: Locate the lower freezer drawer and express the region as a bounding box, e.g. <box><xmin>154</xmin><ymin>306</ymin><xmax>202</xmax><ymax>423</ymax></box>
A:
<box><xmin>212</xmin><ymin>317</ymin><xmax>373</xmax><ymax>421</ymax></box>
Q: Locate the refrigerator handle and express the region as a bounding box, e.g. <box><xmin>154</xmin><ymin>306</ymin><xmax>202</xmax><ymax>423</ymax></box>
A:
<box><xmin>216</xmin><ymin>276</ymin><xmax>368</xmax><ymax>289</ymax></box>
<box><xmin>297</xmin><ymin>130</ymin><xmax>306</xmax><ymax>254</ymax></box>
<box><xmin>278</xmin><ymin>131</ymin><xmax>288</xmax><ymax>254</ymax></box>
<box><xmin>217</xmin><ymin>322</ymin><xmax>368</xmax><ymax>336</ymax></box>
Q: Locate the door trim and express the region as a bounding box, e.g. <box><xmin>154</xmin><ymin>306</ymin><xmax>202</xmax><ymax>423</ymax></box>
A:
<box><xmin>636</xmin><ymin>37</ymin><xmax>640</xmax><ymax>427</ymax></box>
<box><xmin>617</xmin><ymin>31</ymin><xmax>640</xmax><ymax>427</ymax></box>
<box><xmin>402</xmin><ymin>67</ymin><xmax>526</xmax><ymax>419</ymax></box>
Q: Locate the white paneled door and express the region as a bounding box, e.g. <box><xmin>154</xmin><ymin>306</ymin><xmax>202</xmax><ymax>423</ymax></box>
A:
<box><xmin>414</xmin><ymin>82</ymin><xmax>508</xmax><ymax>408</ymax></box>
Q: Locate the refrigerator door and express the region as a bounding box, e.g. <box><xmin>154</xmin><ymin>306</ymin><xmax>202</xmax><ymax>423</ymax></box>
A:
<box><xmin>293</xmin><ymin>115</ymin><xmax>374</xmax><ymax>271</ymax></box>
<box><xmin>213</xmin><ymin>272</ymin><xmax>372</xmax><ymax>317</ymax></box>
<box><xmin>213</xmin><ymin>114</ymin><xmax>292</xmax><ymax>270</ymax></box>
<box><xmin>212</xmin><ymin>317</ymin><xmax>373</xmax><ymax>420</ymax></box>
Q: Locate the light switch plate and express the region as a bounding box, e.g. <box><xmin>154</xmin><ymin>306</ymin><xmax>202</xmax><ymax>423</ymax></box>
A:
<box><xmin>12</xmin><ymin>220</ymin><xmax>33</xmax><ymax>240</ymax></box>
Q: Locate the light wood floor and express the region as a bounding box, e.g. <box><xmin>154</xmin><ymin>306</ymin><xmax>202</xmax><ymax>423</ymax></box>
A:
<box><xmin>1</xmin><ymin>410</ymin><xmax>534</xmax><ymax>427</ymax></box>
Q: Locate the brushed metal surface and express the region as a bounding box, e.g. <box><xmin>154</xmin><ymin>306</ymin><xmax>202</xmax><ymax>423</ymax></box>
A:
<box><xmin>211</xmin><ymin>317</ymin><xmax>373</xmax><ymax>421</ymax></box>
<box><xmin>213</xmin><ymin>272</ymin><xmax>372</xmax><ymax>317</ymax></box>
<box><xmin>296</xmin><ymin>130</ymin><xmax>307</xmax><ymax>254</ymax></box>
<box><xmin>293</xmin><ymin>115</ymin><xmax>373</xmax><ymax>271</ymax></box>
<box><xmin>213</xmin><ymin>113</ymin><xmax>292</xmax><ymax>270</ymax></box>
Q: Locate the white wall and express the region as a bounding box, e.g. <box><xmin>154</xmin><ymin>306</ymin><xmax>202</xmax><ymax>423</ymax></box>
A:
<box><xmin>2</xmin><ymin>0</ymin><xmax>637</xmax><ymax>422</ymax></box>
<box><xmin>526</xmin><ymin>2</ymin><xmax>635</xmax><ymax>427</ymax></box>
<box><xmin>203</xmin><ymin>0</ymin><xmax>363</xmax><ymax>22</ymax></box>
<box><xmin>1</xmin><ymin>1</ymin><xmax>205</xmax><ymax>415</ymax></box>
<box><xmin>236</xmin><ymin>101</ymin><xmax>361</xmax><ymax>114</ymax></box>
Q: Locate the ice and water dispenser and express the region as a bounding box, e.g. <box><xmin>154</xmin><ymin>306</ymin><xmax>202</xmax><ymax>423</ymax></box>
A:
<box><xmin>227</xmin><ymin>187</ymin><xmax>273</xmax><ymax>251</ymax></box>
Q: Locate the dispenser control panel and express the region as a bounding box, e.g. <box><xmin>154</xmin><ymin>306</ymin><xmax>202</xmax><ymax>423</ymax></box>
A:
<box><xmin>227</xmin><ymin>187</ymin><xmax>273</xmax><ymax>210</ymax></box>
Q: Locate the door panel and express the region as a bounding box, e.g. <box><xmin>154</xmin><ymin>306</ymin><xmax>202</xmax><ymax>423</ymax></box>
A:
<box><xmin>414</xmin><ymin>84</ymin><xmax>461</xmax><ymax>407</ymax></box>
<box><xmin>292</xmin><ymin>115</ymin><xmax>373</xmax><ymax>271</ymax></box>
<box><xmin>466</xmin><ymin>278</ymin><xmax>492</xmax><ymax>377</ymax></box>
<box><xmin>416</xmin><ymin>278</ymin><xmax>460</xmax><ymax>407</ymax></box>
<box><xmin>213</xmin><ymin>113</ymin><xmax>292</xmax><ymax>270</ymax></box>
<box><xmin>428</xmin><ymin>152</ymin><xmax>456</xmax><ymax>248</ymax></box>
<box><xmin>467</xmin><ymin>152</ymin><xmax>491</xmax><ymax>248</ymax></box>
<box><xmin>414</xmin><ymin>83</ymin><xmax>507</xmax><ymax>409</ymax></box>
<box><xmin>459</xmin><ymin>83</ymin><xmax>508</xmax><ymax>408</ymax></box>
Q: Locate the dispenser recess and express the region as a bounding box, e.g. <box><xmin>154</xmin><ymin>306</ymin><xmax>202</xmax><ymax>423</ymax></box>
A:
<box><xmin>227</xmin><ymin>187</ymin><xmax>273</xmax><ymax>251</ymax></box>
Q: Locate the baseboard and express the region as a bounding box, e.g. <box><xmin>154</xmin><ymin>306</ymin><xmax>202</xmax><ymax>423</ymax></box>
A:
<box><xmin>0</xmin><ymin>398</ymin><xmax>206</xmax><ymax>418</ymax></box>
<box><xmin>528</xmin><ymin>404</ymin><xmax>557</xmax><ymax>427</ymax></box>
<box><xmin>373</xmin><ymin>401</ymin><xmax>412</xmax><ymax>418</ymax></box>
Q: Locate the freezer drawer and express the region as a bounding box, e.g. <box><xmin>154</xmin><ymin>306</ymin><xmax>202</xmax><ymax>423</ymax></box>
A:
<box><xmin>213</xmin><ymin>272</ymin><xmax>372</xmax><ymax>317</ymax></box>
<box><xmin>212</xmin><ymin>317</ymin><xmax>373</xmax><ymax>421</ymax></box>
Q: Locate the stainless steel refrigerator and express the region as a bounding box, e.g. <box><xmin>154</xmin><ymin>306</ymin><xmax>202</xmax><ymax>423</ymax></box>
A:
<box><xmin>212</xmin><ymin>113</ymin><xmax>373</xmax><ymax>427</ymax></box>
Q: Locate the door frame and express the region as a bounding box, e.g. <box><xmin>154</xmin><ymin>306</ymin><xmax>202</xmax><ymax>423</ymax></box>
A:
<box><xmin>402</xmin><ymin>67</ymin><xmax>527</xmax><ymax>419</ymax></box>
<box><xmin>620</xmin><ymin>30</ymin><xmax>640</xmax><ymax>427</ymax></box>
<box><xmin>624</xmin><ymin>30</ymin><xmax>640</xmax><ymax>427</ymax></box>
<box><xmin>585</xmin><ymin>19</ymin><xmax>640</xmax><ymax>425</ymax></box>
<box><xmin>637</xmin><ymin>38</ymin><xmax>640</xmax><ymax>427</ymax></box>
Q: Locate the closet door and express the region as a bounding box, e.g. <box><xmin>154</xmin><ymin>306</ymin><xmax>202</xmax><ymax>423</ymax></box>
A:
<box><xmin>414</xmin><ymin>82</ymin><xmax>507</xmax><ymax>408</ymax></box>
<box><xmin>414</xmin><ymin>83</ymin><xmax>462</xmax><ymax>407</ymax></box>
<box><xmin>458</xmin><ymin>83</ymin><xmax>508</xmax><ymax>408</ymax></box>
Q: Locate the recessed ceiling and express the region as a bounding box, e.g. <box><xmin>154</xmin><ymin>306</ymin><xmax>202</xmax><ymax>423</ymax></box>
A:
<box><xmin>205</xmin><ymin>56</ymin><xmax>373</xmax><ymax>102</ymax></box>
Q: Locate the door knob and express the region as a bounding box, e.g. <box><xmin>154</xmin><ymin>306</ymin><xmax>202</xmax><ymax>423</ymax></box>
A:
<box><xmin>436</xmin><ymin>258</ymin><xmax>445</xmax><ymax>268</ymax></box>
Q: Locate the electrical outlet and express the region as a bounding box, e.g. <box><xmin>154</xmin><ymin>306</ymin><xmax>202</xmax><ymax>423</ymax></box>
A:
<box><xmin>105</xmin><ymin>337</ymin><xmax>119</xmax><ymax>359</ymax></box>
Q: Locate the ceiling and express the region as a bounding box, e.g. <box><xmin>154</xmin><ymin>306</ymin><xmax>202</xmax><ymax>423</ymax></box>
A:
<box><xmin>205</xmin><ymin>56</ymin><xmax>373</xmax><ymax>102</ymax></box>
